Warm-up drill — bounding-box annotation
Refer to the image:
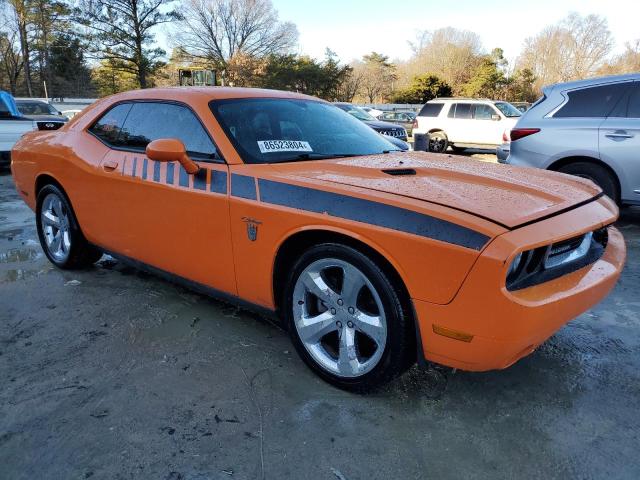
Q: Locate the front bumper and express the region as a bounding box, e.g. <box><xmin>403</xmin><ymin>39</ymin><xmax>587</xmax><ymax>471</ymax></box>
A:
<box><xmin>414</xmin><ymin>197</ymin><xmax>626</xmax><ymax>371</ymax></box>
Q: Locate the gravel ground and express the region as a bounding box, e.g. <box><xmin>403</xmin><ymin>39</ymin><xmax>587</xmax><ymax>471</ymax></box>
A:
<box><xmin>1</xmin><ymin>169</ymin><xmax>639</xmax><ymax>480</ymax></box>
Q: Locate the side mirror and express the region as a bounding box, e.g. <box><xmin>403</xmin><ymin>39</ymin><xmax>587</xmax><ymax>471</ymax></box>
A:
<box><xmin>146</xmin><ymin>138</ymin><xmax>199</xmax><ymax>174</ymax></box>
<box><xmin>491</xmin><ymin>114</ymin><xmax>501</xmax><ymax>121</ymax></box>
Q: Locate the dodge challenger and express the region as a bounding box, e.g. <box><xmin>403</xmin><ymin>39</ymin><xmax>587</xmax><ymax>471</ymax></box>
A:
<box><xmin>10</xmin><ymin>88</ymin><xmax>626</xmax><ymax>391</ymax></box>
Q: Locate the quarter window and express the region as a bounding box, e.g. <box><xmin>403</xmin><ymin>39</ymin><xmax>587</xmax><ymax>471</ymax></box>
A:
<box><xmin>628</xmin><ymin>84</ymin><xmax>640</xmax><ymax>118</ymax></box>
<box><xmin>418</xmin><ymin>103</ymin><xmax>444</xmax><ymax>117</ymax></box>
<box><xmin>555</xmin><ymin>83</ymin><xmax>632</xmax><ymax>118</ymax></box>
<box><xmin>89</xmin><ymin>103</ymin><xmax>132</xmax><ymax>145</ymax></box>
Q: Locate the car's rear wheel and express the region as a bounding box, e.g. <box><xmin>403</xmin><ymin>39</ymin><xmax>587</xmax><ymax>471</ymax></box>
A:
<box><xmin>428</xmin><ymin>131</ymin><xmax>448</xmax><ymax>153</ymax></box>
<box><xmin>36</xmin><ymin>184</ymin><xmax>102</xmax><ymax>269</ymax></box>
<box><xmin>284</xmin><ymin>243</ymin><xmax>414</xmax><ymax>392</ymax></box>
<box><xmin>557</xmin><ymin>162</ymin><xmax>619</xmax><ymax>203</ymax></box>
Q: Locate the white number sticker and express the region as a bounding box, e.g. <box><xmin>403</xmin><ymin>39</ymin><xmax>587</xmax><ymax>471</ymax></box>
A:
<box><xmin>257</xmin><ymin>140</ymin><xmax>313</xmax><ymax>154</ymax></box>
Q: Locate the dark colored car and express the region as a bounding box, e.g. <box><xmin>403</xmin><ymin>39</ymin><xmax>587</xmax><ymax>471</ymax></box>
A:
<box><xmin>15</xmin><ymin>99</ymin><xmax>67</xmax><ymax>131</ymax></box>
<box><xmin>334</xmin><ymin>103</ymin><xmax>407</xmax><ymax>141</ymax></box>
<box><xmin>378</xmin><ymin>111</ymin><xmax>416</xmax><ymax>135</ymax></box>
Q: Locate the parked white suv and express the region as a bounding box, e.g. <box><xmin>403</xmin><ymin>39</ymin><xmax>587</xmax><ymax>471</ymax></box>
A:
<box><xmin>413</xmin><ymin>98</ymin><xmax>521</xmax><ymax>153</ymax></box>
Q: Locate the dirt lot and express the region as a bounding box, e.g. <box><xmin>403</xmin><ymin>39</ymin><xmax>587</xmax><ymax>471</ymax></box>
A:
<box><xmin>1</xmin><ymin>170</ymin><xmax>639</xmax><ymax>480</ymax></box>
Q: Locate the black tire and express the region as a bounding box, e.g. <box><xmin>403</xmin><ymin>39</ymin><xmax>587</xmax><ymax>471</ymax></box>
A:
<box><xmin>36</xmin><ymin>184</ymin><xmax>102</xmax><ymax>269</ymax></box>
<box><xmin>428</xmin><ymin>131</ymin><xmax>449</xmax><ymax>153</ymax></box>
<box><xmin>557</xmin><ymin>162</ymin><xmax>619</xmax><ymax>203</ymax></box>
<box><xmin>283</xmin><ymin>243</ymin><xmax>415</xmax><ymax>393</ymax></box>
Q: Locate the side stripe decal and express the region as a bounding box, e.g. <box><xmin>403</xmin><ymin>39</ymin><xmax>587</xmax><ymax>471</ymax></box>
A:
<box><xmin>131</xmin><ymin>157</ymin><xmax>137</xmax><ymax>177</ymax></box>
<box><xmin>153</xmin><ymin>161</ymin><xmax>161</xmax><ymax>182</ymax></box>
<box><xmin>194</xmin><ymin>168</ymin><xmax>207</xmax><ymax>190</ymax></box>
<box><xmin>179</xmin><ymin>166</ymin><xmax>190</xmax><ymax>187</ymax></box>
<box><xmin>141</xmin><ymin>158</ymin><xmax>148</xmax><ymax>180</ymax></box>
<box><xmin>166</xmin><ymin>163</ymin><xmax>175</xmax><ymax>185</ymax></box>
<box><xmin>210</xmin><ymin>170</ymin><xmax>227</xmax><ymax>194</ymax></box>
<box><xmin>231</xmin><ymin>174</ymin><xmax>257</xmax><ymax>200</ymax></box>
<box><xmin>258</xmin><ymin>179</ymin><xmax>490</xmax><ymax>251</ymax></box>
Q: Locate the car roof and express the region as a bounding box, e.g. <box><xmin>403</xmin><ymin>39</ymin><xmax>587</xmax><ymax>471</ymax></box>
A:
<box><xmin>548</xmin><ymin>73</ymin><xmax>640</xmax><ymax>92</ymax></box>
<box><xmin>428</xmin><ymin>98</ymin><xmax>495</xmax><ymax>103</ymax></box>
<box><xmin>105</xmin><ymin>87</ymin><xmax>323</xmax><ymax>104</ymax></box>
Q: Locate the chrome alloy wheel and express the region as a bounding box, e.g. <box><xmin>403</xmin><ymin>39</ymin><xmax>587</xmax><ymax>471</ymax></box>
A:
<box><xmin>292</xmin><ymin>258</ymin><xmax>388</xmax><ymax>378</ymax></box>
<box><xmin>40</xmin><ymin>192</ymin><xmax>72</xmax><ymax>262</ymax></box>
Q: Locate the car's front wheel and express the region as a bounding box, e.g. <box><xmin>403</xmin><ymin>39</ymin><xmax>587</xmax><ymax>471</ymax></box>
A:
<box><xmin>36</xmin><ymin>184</ymin><xmax>102</xmax><ymax>269</ymax></box>
<box><xmin>284</xmin><ymin>243</ymin><xmax>414</xmax><ymax>392</ymax></box>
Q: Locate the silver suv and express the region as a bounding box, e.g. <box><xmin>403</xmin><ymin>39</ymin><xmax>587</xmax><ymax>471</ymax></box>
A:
<box><xmin>506</xmin><ymin>73</ymin><xmax>640</xmax><ymax>205</ymax></box>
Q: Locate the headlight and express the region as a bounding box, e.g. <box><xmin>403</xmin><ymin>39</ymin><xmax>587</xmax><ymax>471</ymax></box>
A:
<box><xmin>507</xmin><ymin>252</ymin><xmax>523</xmax><ymax>278</ymax></box>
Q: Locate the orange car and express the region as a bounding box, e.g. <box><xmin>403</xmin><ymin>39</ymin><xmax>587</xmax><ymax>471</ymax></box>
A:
<box><xmin>10</xmin><ymin>88</ymin><xmax>626</xmax><ymax>391</ymax></box>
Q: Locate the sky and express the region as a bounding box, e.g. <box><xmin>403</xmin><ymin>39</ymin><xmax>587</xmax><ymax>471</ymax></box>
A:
<box><xmin>264</xmin><ymin>0</ymin><xmax>640</xmax><ymax>64</ymax></box>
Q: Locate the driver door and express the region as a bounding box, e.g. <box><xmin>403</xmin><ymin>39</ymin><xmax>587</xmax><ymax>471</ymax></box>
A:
<box><xmin>89</xmin><ymin>101</ymin><xmax>236</xmax><ymax>295</ymax></box>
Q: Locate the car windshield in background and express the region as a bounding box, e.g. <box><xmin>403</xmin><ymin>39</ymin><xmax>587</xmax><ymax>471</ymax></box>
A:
<box><xmin>494</xmin><ymin>102</ymin><xmax>522</xmax><ymax>117</ymax></box>
<box><xmin>210</xmin><ymin>98</ymin><xmax>400</xmax><ymax>164</ymax></box>
<box><xmin>17</xmin><ymin>101</ymin><xmax>58</xmax><ymax>115</ymax></box>
<box><xmin>335</xmin><ymin>104</ymin><xmax>377</xmax><ymax>121</ymax></box>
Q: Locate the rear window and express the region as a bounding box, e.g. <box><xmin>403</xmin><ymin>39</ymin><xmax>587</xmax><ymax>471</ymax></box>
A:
<box><xmin>555</xmin><ymin>83</ymin><xmax>632</xmax><ymax>118</ymax></box>
<box><xmin>418</xmin><ymin>103</ymin><xmax>444</xmax><ymax>117</ymax></box>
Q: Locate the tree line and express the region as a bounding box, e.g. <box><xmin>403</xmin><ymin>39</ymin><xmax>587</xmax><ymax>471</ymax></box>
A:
<box><xmin>0</xmin><ymin>0</ymin><xmax>638</xmax><ymax>104</ymax></box>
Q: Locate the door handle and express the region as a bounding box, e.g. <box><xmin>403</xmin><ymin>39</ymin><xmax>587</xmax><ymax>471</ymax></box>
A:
<box><xmin>605</xmin><ymin>131</ymin><xmax>634</xmax><ymax>140</ymax></box>
<box><xmin>102</xmin><ymin>159</ymin><xmax>119</xmax><ymax>171</ymax></box>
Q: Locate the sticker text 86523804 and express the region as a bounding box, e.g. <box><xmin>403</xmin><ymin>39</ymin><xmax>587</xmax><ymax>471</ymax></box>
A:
<box><xmin>257</xmin><ymin>140</ymin><xmax>313</xmax><ymax>154</ymax></box>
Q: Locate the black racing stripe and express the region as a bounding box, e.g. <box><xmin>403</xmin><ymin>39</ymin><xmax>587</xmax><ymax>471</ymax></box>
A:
<box><xmin>194</xmin><ymin>168</ymin><xmax>207</xmax><ymax>190</ymax></box>
<box><xmin>142</xmin><ymin>158</ymin><xmax>148</xmax><ymax>180</ymax></box>
<box><xmin>231</xmin><ymin>174</ymin><xmax>257</xmax><ymax>200</ymax></box>
<box><xmin>121</xmin><ymin>158</ymin><xmax>127</xmax><ymax>175</ymax></box>
<box><xmin>258</xmin><ymin>179</ymin><xmax>490</xmax><ymax>250</ymax></box>
<box><xmin>210</xmin><ymin>170</ymin><xmax>227</xmax><ymax>194</ymax></box>
<box><xmin>166</xmin><ymin>163</ymin><xmax>175</xmax><ymax>185</ymax></box>
<box><xmin>179</xmin><ymin>166</ymin><xmax>189</xmax><ymax>187</ymax></box>
<box><xmin>131</xmin><ymin>157</ymin><xmax>137</xmax><ymax>177</ymax></box>
<box><xmin>153</xmin><ymin>161</ymin><xmax>161</xmax><ymax>182</ymax></box>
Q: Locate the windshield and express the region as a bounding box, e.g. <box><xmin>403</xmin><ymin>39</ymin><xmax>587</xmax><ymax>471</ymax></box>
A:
<box><xmin>210</xmin><ymin>98</ymin><xmax>400</xmax><ymax>164</ymax></box>
<box><xmin>17</xmin><ymin>101</ymin><xmax>58</xmax><ymax>115</ymax></box>
<box><xmin>334</xmin><ymin>104</ymin><xmax>376</xmax><ymax>121</ymax></box>
<box><xmin>494</xmin><ymin>102</ymin><xmax>522</xmax><ymax>118</ymax></box>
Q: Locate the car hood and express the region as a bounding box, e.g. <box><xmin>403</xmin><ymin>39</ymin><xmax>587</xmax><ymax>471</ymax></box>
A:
<box><xmin>24</xmin><ymin>114</ymin><xmax>67</xmax><ymax>122</ymax></box>
<box><xmin>271</xmin><ymin>152</ymin><xmax>602</xmax><ymax>229</ymax></box>
<box><xmin>363</xmin><ymin>119</ymin><xmax>405</xmax><ymax>131</ymax></box>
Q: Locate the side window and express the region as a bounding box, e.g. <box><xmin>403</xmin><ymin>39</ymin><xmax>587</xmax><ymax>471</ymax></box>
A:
<box><xmin>473</xmin><ymin>104</ymin><xmax>495</xmax><ymax>120</ymax></box>
<box><xmin>447</xmin><ymin>104</ymin><xmax>456</xmax><ymax>118</ymax></box>
<box><xmin>89</xmin><ymin>103</ymin><xmax>132</xmax><ymax>145</ymax></box>
<box><xmin>119</xmin><ymin>102</ymin><xmax>218</xmax><ymax>160</ymax></box>
<box><xmin>418</xmin><ymin>103</ymin><xmax>444</xmax><ymax>117</ymax></box>
<box><xmin>626</xmin><ymin>84</ymin><xmax>640</xmax><ymax>118</ymax></box>
<box><xmin>555</xmin><ymin>83</ymin><xmax>632</xmax><ymax>118</ymax></box>
<box><xmin>454</xmin><ymin>103</ymin><xmax>472</xmax><ymax>119</ymax></box>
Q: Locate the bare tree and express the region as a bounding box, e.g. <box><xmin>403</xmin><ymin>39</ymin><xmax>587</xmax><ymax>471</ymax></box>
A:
<box><xmin>176</xmin><ymin>0</ymin><xmax>298</xmax><ymax>74</ymax></box>
<box><xmin>0</xmin><ymin>29</ymin><xmax>24</xmax><ymax>94</ymax></box>
<box><xmin>4</xmin><ymin>0</ymin><xmax>33</xmax><ymax>96</ymax></box>
<box><xmin>402</xmin><ymin>27</ymin><xmax>483</xmax><ymax>94</ymax></box>
<box><xmin>599</xmin><ymin>39</ymin><xmax>640</xmax><ymax>75</ymax></box>
<box><xmin>518</xmin><ymin>13</ymin><xmax>614</xmax><ymax>90</ymax></box>
<box><xmin>354</xmin><ymin>52</ymin><xmax>396</xmax><ymax>103</ymax></box>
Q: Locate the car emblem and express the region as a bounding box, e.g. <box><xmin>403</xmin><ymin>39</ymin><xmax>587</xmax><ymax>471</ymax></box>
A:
<box><xmin>242</xmin><ymin>217</ymin><xmax>262</xmax><ymax>241</ymax></box>
<box><xmin>45</xmin><ymin>123</ymin><xmax>55</xmax><ymax>129</ymax></box>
